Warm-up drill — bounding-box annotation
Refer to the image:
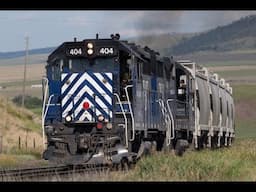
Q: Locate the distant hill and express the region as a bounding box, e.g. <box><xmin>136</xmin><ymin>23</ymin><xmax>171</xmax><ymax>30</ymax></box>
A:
<box><xmin>129</xmin><ymin>33</ymin><xmax>196</xmax><ymax>56</ymax></box>
<box><xmin>0</xmin><ymin>33</ymin><xmax>194</xmax><ymax>65</ymax></box>
<box><xmin>2</xmin><ymin>13</ymin><xmax>256</xmax><ymax>64</ymax></box>
<box><xmin>170</xmin><ymin>15</ymin><xmax>256</xmax><ymax>55</ymax></box>
<box><xmin>0</xmin><ymin>47</ymin><xmax>55</xmax><ymax>59</ymax></box>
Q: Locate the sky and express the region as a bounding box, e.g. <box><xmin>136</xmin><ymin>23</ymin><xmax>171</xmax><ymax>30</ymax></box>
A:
<box><xmin>0</xmin><ymin>10</ymin><xmax>256</xmax><ymax>52</ymax></box>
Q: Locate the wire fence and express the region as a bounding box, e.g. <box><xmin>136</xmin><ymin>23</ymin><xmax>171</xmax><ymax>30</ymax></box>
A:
<box><xmin>0</xmin><ymin>135</ymin><xmax>40</xmax><ymax>154</ymax></box>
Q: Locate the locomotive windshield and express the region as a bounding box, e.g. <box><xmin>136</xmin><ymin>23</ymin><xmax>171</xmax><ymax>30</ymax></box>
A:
<box><xmin>68</xmin><ymin>58</ymin><xmax>115</xmax><ymax>72</ymax></box>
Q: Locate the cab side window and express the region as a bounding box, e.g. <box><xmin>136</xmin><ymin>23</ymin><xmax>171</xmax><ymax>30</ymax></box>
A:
<box><xmin>52</xmin><ymin>59</ymin><xmax>61</xmax><ymax>80</ymax></box>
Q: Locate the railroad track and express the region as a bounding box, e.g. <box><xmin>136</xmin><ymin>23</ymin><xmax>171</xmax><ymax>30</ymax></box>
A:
<box><xmin>0</xmin><ymin>163</ymin><xmax>110</xmax><ymax>181</ymax></box>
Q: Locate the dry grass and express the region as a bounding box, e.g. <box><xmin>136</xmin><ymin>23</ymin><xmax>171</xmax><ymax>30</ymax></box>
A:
<box><xmin>0</xmin><ymin>64</ymin><xmax>45</xmax><ymax>83</ymax></box>
<box><xmin>0</xmin><ymin>96</ymin><xmax>43</xmax><ymax>154</ymax></box>
<box><xmin>14</xmin><ymin>138</ymin><xmax>256</xmax><ymax>182</ymax></box>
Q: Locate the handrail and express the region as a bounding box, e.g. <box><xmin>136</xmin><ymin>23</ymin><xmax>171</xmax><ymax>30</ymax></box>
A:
<box><xmin>157</xmin><ymin>99</ymin><xmax>171</xmax><ymax>146</ymax></box>
<box><xmin>42</xmin><ymin>94</ymin><xmax>54</xmax><ymax>149</ymax></box>
<box><xmin>41</xmin><ymin>77</ymin><xmax>49</xmax><ymax>150</ymax></box>
<box><xmin>166</xmin><ymin>99</ymin><xmax>175</xmax><ymax>140</ymax></box>
<box><xmin>114</xmin><ymin>93</ymin><xmax>128</xmax><ymax>148</ymax></box>
<box><xmin>124</xmin><ymin>85</ymin><xmax>135</xmax><ymax>141</ymax></box>
<box><xmin>43</xmin><ymin>95</ymin><xmax>55</xmax><ymax>122</ymax></box>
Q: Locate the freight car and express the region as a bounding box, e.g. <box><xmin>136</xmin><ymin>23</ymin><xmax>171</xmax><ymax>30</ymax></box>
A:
<box><xmin>41</xmin><ymin>34</ymin><xmax>235</xmax><ymax>166</ymax></box>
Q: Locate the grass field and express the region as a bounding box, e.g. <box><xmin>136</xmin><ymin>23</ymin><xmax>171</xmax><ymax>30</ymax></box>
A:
<box><xmin>232</xmin><ymin>84</ymin><xmax>256</xmax><ymax>138</ymax></box>
<box><xmin>102</xmin><ymin>138</ymin><xmax>256</xmax><ymax>181</ymax></box>
<box><xmin>0</xmin><ymin>54</ymin><xmax>47</xmax><ymax>67</ymax></box>
<box><xmin>0</xmin><ymin>85</ymin><xmax>42</xmax><ymax>99</ymax></box>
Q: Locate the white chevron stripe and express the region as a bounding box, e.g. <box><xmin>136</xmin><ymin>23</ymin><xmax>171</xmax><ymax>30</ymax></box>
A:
<box><xmin>61</xmin><ymin>72</ymin><xmax>113</xmax><ymax>120</ymax></box>
<box><xmin>61</xmin><ymin>73</ymin><xmax>68</xmax><ymax>81</ymax></box>
<box><xmin>62</xmin><ymin>73</ymin><xmax>87</xmax><ymax>108</ymax></box>
<box><xmin>85</xmin><ymin>73</ymin><xmax>112</xmax><ymax>105</ymax></box>
<box><xmin>94</xmin><ymin>73</ymin><xmax>113</xmax><ymax>93</ymax></box>
<box><xmin>80</xmin><ymin>112</ymin><xmax>93</xmax><ymax>121</ymax></box>
<box><xmin>75</xmin><ymin>99</ymin><xmax>93</xmax><ymax>121</ymax></box>
<box><xmin>61</xmin><ymin>73</ymin><xmax>79</xmax><ymax>93</ymax></box>
<box><xmin>79</xmin><ymin>85</ymin><xmax>111</xmax><ymax>116</ymax></box>
<box><xmin>62</xmin><ymin>83</ymin><xmax>88</xmax><ymax>116</ymax></box>
<box><xmin>63</xmin><ymin>84</ymin><xmax>112</xmax><ymax>118</ymax></box>
<box><xmin>105</xmin><ymin>73</ymin><xmax>112</xmax><ymax>80</ymax></box>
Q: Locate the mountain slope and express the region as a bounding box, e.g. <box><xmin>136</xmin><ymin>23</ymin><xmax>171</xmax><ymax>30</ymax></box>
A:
<box><xmin>170</xmin><ymin>15</ymin><xmax>256</xmax><ymax>55</ymax></box>
<box><xmin>129</xmin><ymin>33</ymin><xmax>196</xmax><ymax>56</ymax></box>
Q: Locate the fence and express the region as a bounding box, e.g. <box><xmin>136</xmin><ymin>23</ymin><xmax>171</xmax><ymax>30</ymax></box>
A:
<box><xmin>0</xmin><ymin>135</ymin><xmax>41</xmax><ymax>154</ymax></box>
<box><xmin>18</xmin><ymin>136</ymin><xmax>37</xmax><ymax>150</ymax></box>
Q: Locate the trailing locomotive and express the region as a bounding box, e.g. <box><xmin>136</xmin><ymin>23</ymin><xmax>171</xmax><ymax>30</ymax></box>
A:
<box><xmin>41</xmin><ymin>34</ymin><xmax>235</xmax><ymax>165</ymax></box>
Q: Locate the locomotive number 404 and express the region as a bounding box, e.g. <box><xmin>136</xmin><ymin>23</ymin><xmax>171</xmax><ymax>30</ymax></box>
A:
<box><xmin>69</xmin><ymin>48</ymin><xmax>83</xmax><ymax>56</ymax></box>
<box><xmin>99</xmin><ymin>47</ymin><xmax>114</xmax><ymax>55</ymax></box>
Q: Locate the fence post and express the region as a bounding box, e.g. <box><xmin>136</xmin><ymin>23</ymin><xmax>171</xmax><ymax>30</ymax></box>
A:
<box><xmin>19</xmin><ymin>136</ymin><xmax>21</xmax><ymax>149</ymax></box>
<box><xmin>25</xmin><ymin>130</ymin><xmax>28</xmax><ymax>150</ymax></box>
<box><xmin>0</xmin><ymin>135</ymin><xmax>2</xmax><ymax>153</ymax></box>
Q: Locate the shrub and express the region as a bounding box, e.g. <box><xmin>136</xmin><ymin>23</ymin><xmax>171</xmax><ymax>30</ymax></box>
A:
<box><xmin>12</xmin><ymin>95</ymin><xmax>42</xmax><ymax>109</ymax></box>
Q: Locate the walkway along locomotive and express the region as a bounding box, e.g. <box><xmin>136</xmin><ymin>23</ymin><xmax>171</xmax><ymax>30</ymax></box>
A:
<box><xmin>41</xmin><ymin>34</ymin><xmax>235</xmax><ymax>165</ymax></box>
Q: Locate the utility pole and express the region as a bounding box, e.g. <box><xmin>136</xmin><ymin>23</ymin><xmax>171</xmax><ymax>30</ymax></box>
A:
<box><xmin>22</xmin><ymin>36</ymin><xmax>29</xmax><ymax>108</ymax></box>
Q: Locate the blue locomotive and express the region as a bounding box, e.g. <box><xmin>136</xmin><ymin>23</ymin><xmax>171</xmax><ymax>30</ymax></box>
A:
<box><xmin>42</xmin><ymin>34</ymin><xmax>235</xmax><ymax>165</ymax></box>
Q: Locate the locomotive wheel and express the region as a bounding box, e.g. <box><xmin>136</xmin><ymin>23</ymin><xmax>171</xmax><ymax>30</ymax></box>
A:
<box><xmin>114</xmin><ymin>158</ymin><xmax>129</xmax><ymax>171</ymax></box>
<box><xmin>198</xmin><ymin>136</ymin><xmax>204</xmax><ymax>150</ymax></box>
<box><xmin>175</xmin><ymin>143</ymin><xmax>184</xmax><ymax>156</ymax></box>
<box><xmin>156</xmin><ymin>134</ymin><xmax>165</xmax><ymax>151</ymax></box>
<box><xmin>142</xmin><ymin>141</ymin><xmax>153</xmax><ymax>156</ymax></box>
<box><xmin>42</xmin><ymin>145</ymin><xmax>55</xmax><ymax>160</ymax></box>
<box><xmin>211</xmin><ymin>136</ymin><xmax>218</xmax><ymax>149</ymax></box>
<box><xmin>174</xmin><ymin>140</ymin><xmax>188</xmax><ymax>156</ymax></box>
<box><xmin>121</xmin><ymin>158</ymin><xmax>129</xmax><ymax>172</ymax></box>
<box><xmin>220</xmin><ymin>136</ymin><xmax>225</xmax><ymax>147</ymax></box>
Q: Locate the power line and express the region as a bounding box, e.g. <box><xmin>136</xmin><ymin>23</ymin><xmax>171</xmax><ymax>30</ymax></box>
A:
<box><xmin>22</xmin><ymin>36</ymin><xmax>29</xmax><ymax>108</ymax></box>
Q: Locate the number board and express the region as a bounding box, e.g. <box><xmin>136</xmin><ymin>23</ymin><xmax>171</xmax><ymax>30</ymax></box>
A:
<box><xmin>97</xmin><ymin>47</ymin><xmax>117</xmax><ymax>56</ymax></box>
<box><xmin>66</xmin><ymin>47</ymin><xmax>85</xmax><ymax>57</ymax></box>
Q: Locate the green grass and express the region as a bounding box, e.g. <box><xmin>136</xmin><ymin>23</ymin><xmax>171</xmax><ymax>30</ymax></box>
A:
<box><xmin>217</xmin><ymin>69</ymin><xmax>256</xmax><ymax>78</ymax></box>
<box><xmin>0</xmin><ymin>80</ymin><xmax>41</xmax><ymax>87</ymax></box>
<box><xmin>0</xmin><ymin>152</ymin><xmax>46</xmax><ymax>169</ymax></box>
<box><xmin>30</xmin><ymin>107</ymin><xmax>42</xmax><ymax>116</ymax></box>
<box><xmin>232</xmin><ymin>84</ymin><xmax>256</xmax><ymax>138</ymax></box>
<box><xmin>106</xmin><ymin>138</ymin><xmax>256</xmax><ymax>181</ymax></box>
<box><xmin>233</xmin><ymin>84</ymin><xmax>256</xmax><ymax>102</ymax></box>
<box><xmin>236</xmin><ymin>119</ymin><xmax>256</xmax><ymax>138</ymax></box>
<box><xmin>203</xmin><ymin>60</ymin><xmax>256</xmax><ymax>67</ymax></box>
<box><xmin>0</xmin><ymin>87</ymin><xmax>42</xmax><ymax>99</ymax></box>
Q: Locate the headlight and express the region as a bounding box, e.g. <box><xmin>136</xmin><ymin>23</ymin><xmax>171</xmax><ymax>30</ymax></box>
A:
<box><xmin>87</xmin><ymin>43</ymin><xmax>93</xmax><ymax>49</ymax></box>
<box><xmin>87</xmin><ymin>49</ymin><xmax>93</xmax><ymax>55</ymax></box>
<box><xmin>97</xmin><ymin>115</ymin><xmax>104</xmax><ymax>122</ymax></box>
<box><xmin>65</xmin><ymin>115</ymin><xmax>72</xmax><ymax>122</ymax></box>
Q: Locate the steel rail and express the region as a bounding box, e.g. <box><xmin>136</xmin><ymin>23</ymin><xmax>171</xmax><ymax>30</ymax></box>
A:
<box><xmin>0</xmin><ymin>163</ymin><xmax>110</xmax><ymax>181</ymax></box>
